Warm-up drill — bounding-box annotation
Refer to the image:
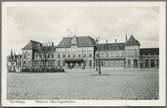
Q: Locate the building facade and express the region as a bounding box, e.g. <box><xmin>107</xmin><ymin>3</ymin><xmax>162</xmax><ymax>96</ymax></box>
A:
<box><xmin>139</xmin><ymin>48</ymin><xmax>159</xmax><ymax>68</ymax></box>
<box><xmin>7</xmin><ymin>35</ymin><xmax>159</xmax><ymax>72</ymax></box>
<box><xmin>95</xmin><ymin>35</ymin><xmax>159</xmax><ymax>68</ymax></box>
<box><xmin>7</xmin><ymin>50</ymin><xmax>22</xmax><ymax>72</ymax></box>
<box><xmin>55</xmin><ymin>36</ymin><xmax>96</xmax><ymax>69</ymax></box>
<box><xmin>21</xmin><ymin>40</ymin><xmax>55</xmax><ymax>72</ymax></box>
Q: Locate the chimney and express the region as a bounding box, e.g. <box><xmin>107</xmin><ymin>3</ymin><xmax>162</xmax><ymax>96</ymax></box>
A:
<box><xmin>96</xmin><ymin>39</ymin><xmax>98</xmax><ymax>44</ymax></box>
<box><xmin>52</xmin><ymin>42</ymin><xmax>54</xmax><ymax>47</ymax></box>
<box><xmin>106</xmin><ymin>40</ymin><xmax>108</xmax><ymax>44</ymax></box>
<box><xmin>115</xmin><ymin>39</ymin><xmax>117</xmax><ymax>43</ymax></box>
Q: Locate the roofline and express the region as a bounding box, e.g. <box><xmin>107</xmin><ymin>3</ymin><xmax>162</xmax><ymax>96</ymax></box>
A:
<box><xmin>98</xmin><ymin>42</ymin><xmax>126</xmax><ymax>45</ymax></box>
<box><xmin>55</xmin><ymin>45</ymin><xmax>95</xmax><ymax>48</ymax></box>
<box><xmin>140</xmin><ymin>48</ymin><xmax>159</xmax><ymax>49</ymax></box>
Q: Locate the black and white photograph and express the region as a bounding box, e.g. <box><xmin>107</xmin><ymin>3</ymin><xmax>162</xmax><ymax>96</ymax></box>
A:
<box><xmin>2</xmin><ymin>1</ymin><xmax>166</xmax><ymax>106</ymax></box>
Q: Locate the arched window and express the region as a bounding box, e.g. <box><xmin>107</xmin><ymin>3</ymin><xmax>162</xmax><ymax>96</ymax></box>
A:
<box><xmin>89</xmin><ymin>54</ymin><xmax>92</xmax><ymax>58</ymax></box>
<box><xmin>134</xmin><ymin>59</ymin><xmax>138</xmax><ymax>67</ymax></box>
<box><xmin>145</xmin><ymin>59</ymin><xmax>149</xmax><ymax>68</ymax></box>
<box><xmin>89</xmin><ymin>60</ymin><xmax>92</xmax><ymax>67</ymax></box>
<box><xmin>156</xmin><ymin>59</ymin><xmax>159</xmax><ymax>67</ymax></box>
<box><xmin>36</xmin><ymin>54</ymin><xmax>38</xmax><ymax>59</ymax></box>
<box><xmin>96</xmin><ymin>53</ymin><xmax>99</xmax><ymax>57</ymax></box>
<box><xmin>150</xmin><ymin>59</ymin><xmax>155</xmax><ymax>67</ymax></box>
<box><xmin>106</xmin><ymin>52</ymin><xmax>109</xmax><ymax>57</ymax></box>
<box><xmin>128</xmin><ymin>59</ymin><xmax>131</xmax><ymax>67</ymax></box>
<box><xmin>47</xmin><ymin>54</ymin><xmax>50</xmax><ymax>58</ymax></box>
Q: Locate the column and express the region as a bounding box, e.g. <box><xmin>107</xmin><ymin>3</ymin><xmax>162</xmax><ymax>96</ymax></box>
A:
<box><xmin>131</xmin><ymin>59</ymin><xmax>134</xmax><ymax>68</ymax></box>
<box><xmin>149</xmin><ymin>59</ymin><xmax>151</xmax><ymax>68</ymax></box>
<box><xmin>137</xmin><ymin>59</ymin><xmax>140</xmax><ymax>68</ymax></box>
<box><xmin>143</xmin><ymin>59</ymin><xmax>145</xmax><ymax>68</ymax></box>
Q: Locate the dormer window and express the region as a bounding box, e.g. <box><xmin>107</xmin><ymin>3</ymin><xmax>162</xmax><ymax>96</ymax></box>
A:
<box><xmin>71</xmin><ymin>36</ymin><xmax>77</xmax><ymax>45</ymax></box>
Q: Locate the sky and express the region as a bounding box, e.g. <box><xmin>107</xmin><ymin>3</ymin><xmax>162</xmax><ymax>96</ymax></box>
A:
<box><xmin>5</xmin><ymin>5</ymin><xmax>159</xmax><ymax>55</ymax></box>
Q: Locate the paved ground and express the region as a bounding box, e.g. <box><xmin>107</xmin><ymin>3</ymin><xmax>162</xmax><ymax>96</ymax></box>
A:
<box><xmin>7</xmin><ymin>68</ymin><xmax>159</xmax><ymax>100</ymax></box>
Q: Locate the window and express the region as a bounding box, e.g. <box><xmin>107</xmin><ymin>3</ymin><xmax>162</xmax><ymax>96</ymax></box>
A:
<box><xmin>58</xmin><ymin>54</ymin><xmax>60</xmax><ymax>58</ymax></box>
<box><xmin>52</xmin><ymin>55</ymin><xmax>54</xmax><ymax>58</ymax></box>
<box><xmin>106</xmin><ymin>52</ymin><xmax>109</xmax><ymax>57</ymax></box>
<box><xmin>73</xmin><ymin>54</ymin><xmax>75</xmax><ymax>57</ymax></box>
<box><xmin>24</xmin><ymin>54</ymin><xmax>26</xmax><ymax>59</ymax></box>
<box><xmin>68</xmin><ymin>54</ymin><xmax>70</xmax><ymax>58</ymax></box>
<box><xmin>78</xmin><ymin>54</ymin><xmax>81</xmax><ymax>57</ymax></box>
<box><xmin>63</xmin><ymin>54</ymin><xmax>65</xmax><ymax>58</ymax></box>
<box><xmin>47</xmin><ymin>54</ymin><xmax>50</xmax><ymax>58</ymax></box>
<box><xmin>36</xmin><ymin>54</ymin><xmax>38</xmax><ymax>59</ymax></box>
<box><xmin>134</xmin><ymin>59</ymin><xmax>138</xmax><ymax>67</ymax></box>
<box><xmin>101</xmin><ymin>52</ymin><xmax>104</xmax><ymax>57</ymax></box>
<box><xmin>58</xmin><ymin>60</ymin><xmax>60</xmax><ymax>66</ymax></box>
<box><xmin>84</xmin><ymin>54</ymin><xmax>86</xmax><ymax>57</ymax></box>
<box><xmin>96</xmin><ymin>53</ymin><xmax>99</xmax><ymax>57</ymax></box>
<box><xmin>128</xmin><ymin>59</ymin><xmax>131</xmax><ymax>67</ymax></box>
<box><xmin>89</xmin><ymin>60</ymin><xmax>92</xmax><ymax>66</ymax></box>
<box><xmin>156</xmin><ymin>59</ymin><xmax>159</xmax><ymax>66</ymax></box>
<box><xmin>89</xmin><ymin>54</ymin><xmax>92</xmax><ymax>57</ymax></box>
<box><xmin>100</xmin><ymin>60</ymin><xmax>104</xmax><ymax>67</ymax></box>
<box><xmin>63</xmin><ymin>61</ymin><xmax>65</xmax><ymax>66</ymax></box>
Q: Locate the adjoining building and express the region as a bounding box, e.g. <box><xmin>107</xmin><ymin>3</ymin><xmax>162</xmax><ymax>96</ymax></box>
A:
<box><xmin>95</xmin><ymin>35</ymin><xmax>159</xmax><ymax>68</ymax></box>
<box><xmin>7</xmin><ymin>50</ymin><xmax>22</xmax><ymax>72</ymax></box>
<box><xmin>55</xmin><ymin>36</ymin><xmax>96</xmax><ymax>69</ymax></box>
<box><xmin>139</xmin><ymin>48</ymin><xmax>159</xmax><ymax>68</ymax></box>
<box><xmin>21</xmin><ymin>40</ymin><xmax>55</xmax><ymax>72</ymax></box>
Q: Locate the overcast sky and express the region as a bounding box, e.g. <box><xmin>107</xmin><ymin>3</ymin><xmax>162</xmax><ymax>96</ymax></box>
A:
<box><xmin>5</xmin><ymin>5</ymin><xmax>159</xmax><ymax>55</ymax></box>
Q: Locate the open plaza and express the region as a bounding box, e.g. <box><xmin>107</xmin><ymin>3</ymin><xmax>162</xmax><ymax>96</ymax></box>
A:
<box><xmin>7</xmin><ymin>68</ymin><xmax>159</xmax><ymax>100</ymax></box>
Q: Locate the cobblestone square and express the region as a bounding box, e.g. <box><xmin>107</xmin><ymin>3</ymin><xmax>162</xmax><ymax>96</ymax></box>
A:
<box><xmin>7</xmin><ymin>68</ymin><xmax>159</xmax><ymax>100</ymax></box>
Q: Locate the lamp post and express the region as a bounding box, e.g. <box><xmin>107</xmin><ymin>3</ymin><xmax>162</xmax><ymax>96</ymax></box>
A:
<box><xmin>98</xmin><ymin>47</ymin><xmax>101</xmax><ymax>75</ymax></box>
<box><xmin>96</xmin><ymin>38</ymin><xmax>101</xmax><ymax>75</ymax></box>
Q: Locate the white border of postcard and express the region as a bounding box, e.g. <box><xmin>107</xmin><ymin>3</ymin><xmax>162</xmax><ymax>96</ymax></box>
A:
<box><xmin>1</xmin><ymin>1</ymin><xmax>166</xmax><ymax>107</ymax></box>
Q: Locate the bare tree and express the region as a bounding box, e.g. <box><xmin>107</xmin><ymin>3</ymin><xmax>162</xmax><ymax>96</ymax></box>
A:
<box><xmin>34</xmin><ymin>41</ymin><xmax>54</xmax><ymax>72</ymax></box>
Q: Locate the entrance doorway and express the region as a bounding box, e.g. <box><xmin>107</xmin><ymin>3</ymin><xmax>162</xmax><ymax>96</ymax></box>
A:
<box><xmin>150</xmin><ymin>59</ymin><xmax>155</xmax><ymax>67</ymax></box>
<box><xmin>64</xmin><ymin>59</ymin><xmax>85</xmax><ymax>69</ymax></box>
<box><xmin>145</xmin><ymin>59</ymin><xmax>149</xmax><ymax>68</ymax></box>
<box><xmin>133</xmin><ymin>59</ymin><xmax>138</xmax><ymax>68</ymax></box>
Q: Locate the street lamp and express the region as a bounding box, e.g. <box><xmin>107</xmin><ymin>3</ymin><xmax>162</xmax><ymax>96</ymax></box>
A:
<box><xmin>96</xmin><ymin>39</ymin><xmax>101</xmax><ymax>75</ymax></box>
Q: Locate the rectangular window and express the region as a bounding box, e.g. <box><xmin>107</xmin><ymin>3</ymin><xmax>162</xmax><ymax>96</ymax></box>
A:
<box><xmin>106</xmin><ymin>52</ymin><xmax>109</xmax><ymax>57</ymax></box>
<box><xmin>89</xmin><ymin>54</ymin><xmax>92</xmax><ymax>57</ymax></box>
<box><xmin>84</xmin><ymin>54</ymin><xmax>86</xmax><ymax>57</ymax></box>
<box><xmin>52</xmin><ymin>55</ymin><xmax>54</xmax><ymax>58</ymax></box>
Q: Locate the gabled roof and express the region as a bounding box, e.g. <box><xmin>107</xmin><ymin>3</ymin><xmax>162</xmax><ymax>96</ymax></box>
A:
<box><xmin>140</xmin><ymin>48</ymin><xmax>159</xmax><ymax>55</ymax></box>
<box><xmin>97</xmin><ymin>43</ymin><xmax>126</xmax><ymax>51</ymax></box>
<box><xmin>22</xmin><ymin>40</ymin><xmax>42</xmax><ymax>50</ymax></box>
<box><xmin>126</xmin><ymin>35</ymin><xmax>140</xmax><ymax>45</ymax></box>
<box><xmin>57</xmin><ymin>36</ymin><xmax>96</xmax><ymax>48</ymax></box>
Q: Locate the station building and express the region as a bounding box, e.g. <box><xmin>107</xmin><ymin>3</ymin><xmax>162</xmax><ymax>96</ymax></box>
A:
<box><xmin>7</xmin><ymin>34</ymin><xmax>159</xmax><ymax>72</ymax></box>
<box><xmin>55</xmin><ymin>36</ymin><xmax>96</xmax><ymax>69</ymax></box>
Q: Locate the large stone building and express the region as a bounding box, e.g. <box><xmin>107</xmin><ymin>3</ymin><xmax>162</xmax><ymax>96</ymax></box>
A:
<box><xmin>95</xmin><ymin>35</ymin><xmax>140</xmax><ymax>68</ymax></box>
<box><xmin>7</xmin><ymin>34</ymin><xmax>159</xmax><ymax>72</ymax></box>
<box><xmin>21</xmin><ymin>40</ymin><xmax>55</xmax><ymax>71</ymax></box>
<box><xmin>95</xmin><ymin>35</ymin><xmax>159</xmax><ymax>68</ymax></box>
<box><xmin>139</xmin><ymin>48</ymin><xmax>159</xmax><ymax>68</ymax></box>
<box><xmin>55</xmin><ymin>36</ymin><xmax>96</xmax><ymax>69</ymax></box>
